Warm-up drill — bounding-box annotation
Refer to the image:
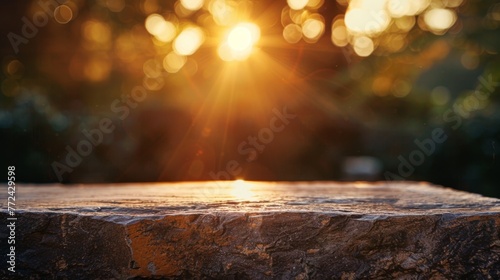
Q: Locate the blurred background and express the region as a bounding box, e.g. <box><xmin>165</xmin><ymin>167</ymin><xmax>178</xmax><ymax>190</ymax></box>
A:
<box><xmin>1</xmin><ymin>0</ymin><xmax>499</xmax><ymax>197</ymax></box>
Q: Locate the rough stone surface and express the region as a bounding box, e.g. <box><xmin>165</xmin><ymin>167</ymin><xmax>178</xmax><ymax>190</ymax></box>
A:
<box><xmin>1</xmin><ymin>181</ymin><xmax>499</xmax><ymax>279</ymax></box>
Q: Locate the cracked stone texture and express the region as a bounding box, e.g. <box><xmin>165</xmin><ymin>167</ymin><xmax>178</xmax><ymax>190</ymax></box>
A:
<box><xmin>1</xmin><ymin>181</ymin><xmax>499</xmax><ymax>279</ymax></box>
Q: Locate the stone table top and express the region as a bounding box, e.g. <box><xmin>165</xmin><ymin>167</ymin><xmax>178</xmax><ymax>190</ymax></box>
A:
<box><xmin>2</xmin><ymin>181</ymin><xmax>499</xmax><ymax>279</ymax></box>
<box><xmin>2</xmin><ymin>181</ymin><xmax>499</xmax><ymax>218</ymax></box>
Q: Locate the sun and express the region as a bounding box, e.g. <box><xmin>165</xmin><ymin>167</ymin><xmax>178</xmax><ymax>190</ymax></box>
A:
<box><xmin>218</xmin><ymin>22</ymin><xmax>260</xmax><ymax>61</ymax></box>
<box><xmin>228</xmin><ymin>26</ymin><xmax>253</xmax><ymax>51</ymax></box>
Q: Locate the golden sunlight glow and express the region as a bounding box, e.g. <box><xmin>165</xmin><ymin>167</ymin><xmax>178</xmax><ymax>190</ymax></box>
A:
<box><xmin>180</xmin><ymin>0</ymin><xmax>204</xmax><ymax>11</ymax></box>
<box><xmin>145</xmin><ymin>14</ymin><xmax>177</xmax><ymax>42</ymax></box>
<box><xmin>394</xmin><ymin>16</ymin><xmax>415</xmax><ymax>32</ymax></box>
<box><xmin>382</xmin><ymin>34</ymin><xmax>406</xmax><ymax>52</ymax></box>
<box><xmin>143</xmin><ymin>59</ymin><xmax>162</xmax><ymax>78</ymax></box>
<box><xmin>283</xmin><ymin>23</ymin><xmax>303</xmax><ymax>44</ymax></box>
<box><xmin>307</xmin><ymin>0</ymin><xmax>324</xmax><ymax>9</ymax></box>
<box><xmin>387</xmin><ymin>0</ymin><xmax>410</xmax><ymax>18</ymax></box>
<box><xmin>230</xmin><ymin>179</ymin><xmax>255</xmax><ymax>200</ymax></box>
<box><xmin>302</xmin><ymin>16</ymin><xmax>325</xmax><ymax>42</ymax></box>
<box><xmin>228</xmin><ymin>25</ymin><xmax>253</xmax><ymax>51</ymax></box>
<box><xmin>163</xmin><ymin>52</ymin><xmax>187</xmax><ymax>73</ymax></box>
<box><xmin>83</xmin><ymin>20</ymin><xmax>111</xmax><ymax>44</ymax></box>
<box><xmin>289</xmin><ymin>9</ymin><xmax>308</xmax><ymax>25</ymax></box>
<box><xmin>145</xmin><ymin>14</ymin><xmax>165</xmax><ymax>35</ymax></box>
<box><xmin>209</xmin><ymin>0</ymin><xmax>237</xmax><ymax>26</ymax></box>
<box><xmin>219</xmin><ymin>22</ymin><xmax>260</xmax><ymax>61</ymax></box>
<box><xmin>353</xmin><ymin>36</ymin><xmax>374</xmax><ymax>57</ymax></box>
<box><xmin>173</xmin><ymin>27</ymin><xmax>204</xmax><ymax>56</ymax></box>
<box><xmin>387</xmin><ymin>0</ymin><xmax>430</xmax><ymax>17</ymax></box>
<box><xmin>345</xmin><ymin>0</ymin><xmax>390</xmax><ymax>36</ymax></box>
<box><xmin>423</xmin><ymin>8</ymin><xmax>456</xmax><ymax>33</ymax></box>
<box><xmin>331</xmin><ymin>18</ymin><xmax>348</xmax><ymax>47</ymax></box>
<box><xmin>336</xmin><ymin>0</ymin><xmax>458</xmax><ymax>56</ymax></box>
<box><xmin>287</xmin><ymin>0</ymin><xmax>309</xmax><ymax>10</ymax></box>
